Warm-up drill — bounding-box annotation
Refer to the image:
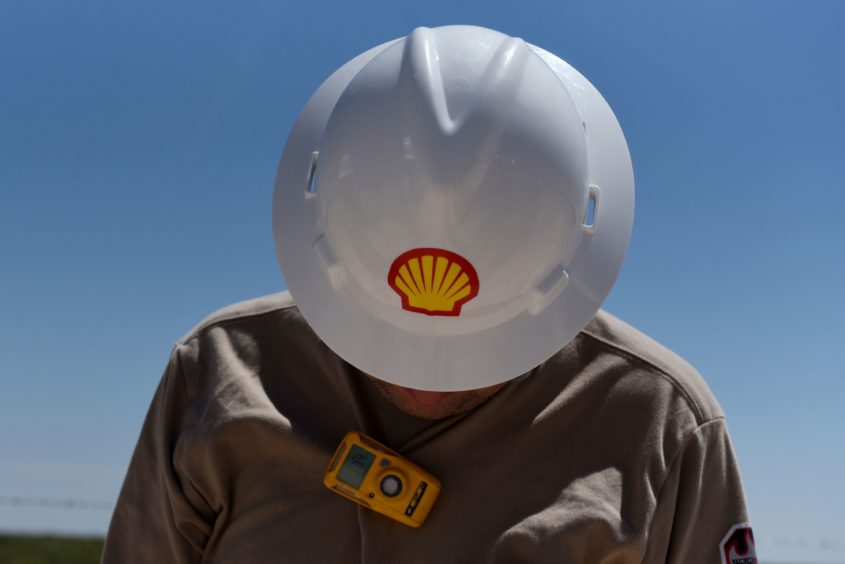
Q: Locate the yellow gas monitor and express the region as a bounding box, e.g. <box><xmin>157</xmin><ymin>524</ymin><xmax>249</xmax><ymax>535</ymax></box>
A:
<box><xmin>324</xmin><ymin>431</ymin><xmax>441</xmax><ymax>528</ymax></box>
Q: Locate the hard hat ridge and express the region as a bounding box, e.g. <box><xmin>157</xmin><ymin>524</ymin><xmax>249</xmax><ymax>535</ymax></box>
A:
<box><xmin>397</xmin><ymin>28</ymin><xmax>540</xmax><ymax>227</ymax></box>
<box><xmin>399</xmin><ymin>27</ymin><xmax>530</xmax><ymax>137</ymax></box>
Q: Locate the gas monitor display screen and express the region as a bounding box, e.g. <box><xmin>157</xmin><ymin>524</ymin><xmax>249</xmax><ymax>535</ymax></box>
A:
<box><xmin>337</xmin><ymin>444</ymin><xmax>376</xmax><ymax>489</ymax></box>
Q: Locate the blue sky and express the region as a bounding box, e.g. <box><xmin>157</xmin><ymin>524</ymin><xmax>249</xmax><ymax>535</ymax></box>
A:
<box><xmin>1</xmin><ymin>1</ymin><xmax>843</xmax><ymax>561</ymax></box>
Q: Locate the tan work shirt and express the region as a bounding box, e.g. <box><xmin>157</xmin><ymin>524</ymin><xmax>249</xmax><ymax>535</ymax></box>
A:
<box><xmin>103</xmin><ymin>292</ymin><xmax>752</xmax><ymax>563</ymax></box>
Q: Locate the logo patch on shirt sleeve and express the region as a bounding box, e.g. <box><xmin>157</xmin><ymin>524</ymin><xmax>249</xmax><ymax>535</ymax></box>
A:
<box><xmin>720</xmin><ymin>523</ymin><xmax>757</xmax><ymax>564</ymax></box>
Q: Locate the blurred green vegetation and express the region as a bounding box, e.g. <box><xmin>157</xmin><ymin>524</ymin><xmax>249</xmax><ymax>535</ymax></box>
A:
<box><xmin>0</xmin><ymin>535</ymin><xmax>103</xmax><ymax>564</ymax></box>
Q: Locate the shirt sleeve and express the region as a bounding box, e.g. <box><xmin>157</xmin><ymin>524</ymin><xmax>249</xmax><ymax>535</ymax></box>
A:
<box><xmin>101</xmin><ymin>344</ymin><xmax>215</xmax><ymax>563</ymax></box>
<box><xmin>643</xmin><ymin>417</ymin><xmax>754</xmax><ymax>564</ymax></box>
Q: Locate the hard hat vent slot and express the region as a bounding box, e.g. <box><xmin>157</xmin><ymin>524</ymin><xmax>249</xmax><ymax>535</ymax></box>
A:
<box><xmin>306</xmin><ymin>151</ymin><xmax>319</xmax><ymax>195</ymax></box>
<box><xmin>582</xmin><ymin>185</ymin><xmax>600</xmax><ymax>233</ymax></box>
<box><xmin>314</xmin><ymin>234</ymin><xmax>346</xmax><ymax>289</ymax></box>
<box><xmin>528</xmin><ymin>263</ymin><xmax>570</xmax><ymax>316</ymax></box>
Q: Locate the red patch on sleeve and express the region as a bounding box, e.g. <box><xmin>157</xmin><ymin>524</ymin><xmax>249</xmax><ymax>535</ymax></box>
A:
<box><xmin>720</xmin><ymin>524</ymin><xmax>757</xmax><ymax>564</ymax></box>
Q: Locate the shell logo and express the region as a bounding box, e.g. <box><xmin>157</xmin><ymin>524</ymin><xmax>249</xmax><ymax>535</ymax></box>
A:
<box><xmin>388</xmin><ymin>248</ymin><xmax>479</xmax><ymax>317</ymax></box>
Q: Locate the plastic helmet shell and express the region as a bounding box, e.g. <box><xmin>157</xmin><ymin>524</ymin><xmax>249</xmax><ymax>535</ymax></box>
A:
<box><xmin>274</xmin><ymin>25</ymin><xmax>634</xmax><ymax>391</ymax></box>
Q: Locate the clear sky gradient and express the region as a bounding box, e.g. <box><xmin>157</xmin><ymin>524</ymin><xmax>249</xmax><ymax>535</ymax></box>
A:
<box><xmin>1</xmin><ymin>1</ymin><xmax>843</xmax><ymax>562</ymax></box>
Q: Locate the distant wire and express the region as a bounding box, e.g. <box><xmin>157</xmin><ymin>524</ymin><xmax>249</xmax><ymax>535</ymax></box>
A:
<box><xmin>0</xmin><ymin>497</ymin><xmax>113</xmax><ymax>511</ymax></box>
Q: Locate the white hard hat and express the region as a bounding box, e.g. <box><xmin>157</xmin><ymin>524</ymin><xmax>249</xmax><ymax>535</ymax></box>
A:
<box><xmin>274</xmin><ymin>25</ymin><xmax>634</xmax><ymax>391</ymax></box>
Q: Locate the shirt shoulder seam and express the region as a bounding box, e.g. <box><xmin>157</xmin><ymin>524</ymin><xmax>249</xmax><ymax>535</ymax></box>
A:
<box><xmin>177</xmin><ymin>301</ymin><xmax>299</xmax><ymax>346</ymax></box>
<box><xmin>579</xmin><ymin>328</ymin><xmax>710</xmax><ymax>424</ymax></box>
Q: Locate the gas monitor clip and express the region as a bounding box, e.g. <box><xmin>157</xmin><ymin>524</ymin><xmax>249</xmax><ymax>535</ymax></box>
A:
<box><xmin>323</xmin><ymin>431</ymin><xmax>441</xmax><ymax>528</ymax></box>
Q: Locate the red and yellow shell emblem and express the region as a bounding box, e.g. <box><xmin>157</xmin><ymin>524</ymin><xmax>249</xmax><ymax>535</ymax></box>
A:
<box><xmin>388</xmin><ymin>248</ymin><xmax>479</xmax><ymax>316</ymax></box>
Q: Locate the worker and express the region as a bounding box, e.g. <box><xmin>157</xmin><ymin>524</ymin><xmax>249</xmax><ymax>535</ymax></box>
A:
<box><xmin>102</xmin><ymin>25</ymin><xmax>755</xmax><ymax>564</ymax></box>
